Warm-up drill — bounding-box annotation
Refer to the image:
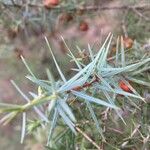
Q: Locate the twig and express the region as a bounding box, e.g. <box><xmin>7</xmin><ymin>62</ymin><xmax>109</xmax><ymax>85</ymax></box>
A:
<box><xmin>107</xmin><ymin>127</ymin><xmax>123</xmax><ymax>134</ymax></box>
<box><xmin>132</xmin><ymin>8</ymin><xmax>150</xmax><ymax>21</ymax></box>
<box><xmin>130</xmin><ymin>124</ymin><xmax>141</xmax><ymax>137</ymax></box>
<box><xmin>101</xmin><ymin>108</ymin><xmax>110</xmax><ymax>121</ymax></box>
<box><xmin>121</xmin><ymin>10</ymin><xmax>128</xmax><ymax>38</ymax></box>
<box><xmin>67</xmin><ymin>75</ymin><xmax>100</xmax><ymax>93</ymax></box>
<box><xmin>75</xmin><ymin>126</ymin><xmax>102</xmax><ymax>150</ymax></box>
<box><xmin>122</xmin><ymin>21</ymin><xmax>128</xmax><ymax>38</ymax></box>
<box><xmin>121</xmin><ymin>124</ymin><xmax>141</xmax><ymax>148</ymax></box>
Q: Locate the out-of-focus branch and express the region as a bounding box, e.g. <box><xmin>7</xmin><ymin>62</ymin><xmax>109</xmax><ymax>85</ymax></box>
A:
<box><xmin>73</xmin><ymin>4</ymin><xmax>150</xmax><ymax>11</ymax></box>
<box><xmin>1</xmin><ymin>2</ymin><xmax>150</xmax><ymax>12</ymax></box>
<box><xmin>1</xmin><ymin>2</ymin><xmax>43</xmax><ymax>8</ymax></box>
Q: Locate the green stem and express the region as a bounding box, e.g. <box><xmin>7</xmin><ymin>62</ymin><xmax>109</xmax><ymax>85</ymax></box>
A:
<box><xmin>21</xmin><ymin>94</ymin><xmax>57</xmax><ymax>111</ymax></box>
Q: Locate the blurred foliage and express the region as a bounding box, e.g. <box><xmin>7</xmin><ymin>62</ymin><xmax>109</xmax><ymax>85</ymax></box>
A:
<box><xmin>126</xmin><ymin>11</ymin><xmax>150</xmax><ymax>42</ymax></box>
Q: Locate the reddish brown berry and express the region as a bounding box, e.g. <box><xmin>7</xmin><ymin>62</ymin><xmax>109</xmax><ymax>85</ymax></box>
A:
<box><xmin>59</xmin><ymin>13</ymin><xmax>73</xmax><ymax>23</ymax></box>
<box><xmin>79</xmin><ymin>21</ymin><xmax>89</xmax><ymax>31</ymax></box>
<box><xmin>44</xmin><ymin>0</ymin><xmax>59</xmax><ymax>8</ymax></box>
<box><xmin>119</xmin><ymin>81</ymin><xmax>132</xmax><ymax>93</ymax></box>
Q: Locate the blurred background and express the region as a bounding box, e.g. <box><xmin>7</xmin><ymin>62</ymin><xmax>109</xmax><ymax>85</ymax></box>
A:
<box><xmin>0</xmin><ymin>0</ymin><xmax>150</xmax><ymax>149</ymax></box>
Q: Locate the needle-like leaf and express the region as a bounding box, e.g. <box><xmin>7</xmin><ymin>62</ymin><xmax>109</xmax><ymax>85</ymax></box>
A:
<box><xmin>61</xmin><ymin>36</ymin><xmax>82</xmax><ymax>70</ymax></box>
<box><xmin>121</xmin><ymin>36</ymin><xmax>125</xmax><ymax>67</ymax></box>
<box><xmin>20</xmin><ymin>112</ymin><xmax>26</xmax><ymax>144</ymax></box>
<box><xmin>47</xmin><ymin>108</ymin><xmax>59</xmax><ymax>146</ymax></box>
<box><xmin>45</xmin><ymin>37</ymin><xmax>66</xmax><ymax>82</ymax></box>
<box><xmin>58</xmin><ymin>98</ymin><xmax>76</xmax><ymax>123</ymax></box>
<box><xmin>72</xmin><ymin>91</ymin><xmax>119</xmax><ymax>109</ymax></box>
<box><xmin>85</xmin><ymin>100</ymin><xmax>105</xmax><ymax>141</ymax></box>
<box><xmin>57</xmin><ymin>105</ymin><xmax>76</xmax><ymax>134</ymax></box>
<box><xmin>21</xmin><ymin>56</ymin><xmax>36</xmax><ymax>78</ymax></box>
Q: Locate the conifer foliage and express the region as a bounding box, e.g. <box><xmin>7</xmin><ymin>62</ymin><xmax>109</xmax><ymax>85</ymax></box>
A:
<box><xmin>0</xmin><ymin>34</ymin><xmax>150</xmax><ymax>149</ymax></box>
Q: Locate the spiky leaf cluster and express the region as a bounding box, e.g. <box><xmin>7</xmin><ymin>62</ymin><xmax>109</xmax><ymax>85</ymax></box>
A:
<box><xmin>0</xmin><ymin>34</ymin><xmax>150</xmax><ymax>147</ymax></box>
